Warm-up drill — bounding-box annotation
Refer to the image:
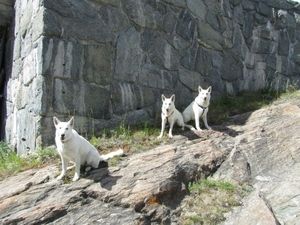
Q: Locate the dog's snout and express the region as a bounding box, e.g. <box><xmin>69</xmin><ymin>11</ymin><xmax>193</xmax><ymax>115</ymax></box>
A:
<box><xmin>204</xmin><ymin>97</ymin><xmax>207</xmax><ymax>101</ymax></box>
<box><xmin>61</xmin><ymin>134</ymin><xmax>65</xmax><ymax>137</ymax></box>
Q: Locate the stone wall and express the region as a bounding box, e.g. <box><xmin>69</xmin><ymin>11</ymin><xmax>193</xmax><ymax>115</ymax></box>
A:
<box><xmin>2</xmin><ymin>0</ymin><xmax>300</xmax><ymax>154</ymax></box>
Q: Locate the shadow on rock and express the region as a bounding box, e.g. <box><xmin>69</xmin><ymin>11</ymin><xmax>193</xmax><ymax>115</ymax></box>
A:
<box><xmin>83</xmin><ymin>161</ymin><xmax>122</xmax><ymax>191</ymax></box>
<box><xmin>212</xmin><ymin>125</ymin><xmax>242</xmax><ymax>137</ymax></box>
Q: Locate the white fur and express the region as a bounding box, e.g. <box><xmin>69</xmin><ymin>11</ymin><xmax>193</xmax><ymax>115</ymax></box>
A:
<box><xmin>183</xmin><ymin>86</ymin><xmax>212</xmax><ymax>131</ymax></box>
<box><xmin>157</xmin><ymin>94</ymin><xmax>185</xmax><ymax>139</ymax></box>
<box><xmin>53</xmin><ymin>117</ymin><xmax>124</xmax><ymax>181</ymax></box>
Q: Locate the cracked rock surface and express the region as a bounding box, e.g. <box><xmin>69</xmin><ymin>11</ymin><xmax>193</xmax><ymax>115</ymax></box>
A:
<box><xmin>215</xmin><ymin>94</ymin><xmax>300</xmax><ymax>225</ymax></box>
<box><xmin>1</xmin><ymin>93</ymin><xmax>300</xmax><ymax>224</ymax></box>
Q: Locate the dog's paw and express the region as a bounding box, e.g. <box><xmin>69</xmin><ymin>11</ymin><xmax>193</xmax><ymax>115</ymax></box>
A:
<box><xmin>157</xmin><ymin>135</ymin><xmax>163</xmax><ymax>139</ymax></box>
<box><xmin>168</xmin><ymin>134</ymin><xmax>173</xmax><ymax>138</ymax></box>
<box><xmin>56</xmin><ymin>174</ymin><xmax>64</xmax><ymax>180</ymax></box>
<box><xmin>72</xmin><ymin>174</ymin><xmax>80</xmax><ymax>181</ymax></box>
<box><xmin>72</xmin><ymin>175</ymin><xmax>79</xmax><ymax>181</ymax></box>
<box><xmin>196</xmin><ymin>128</ymin><xmax>203</xmax><ymax>132</ymax></box>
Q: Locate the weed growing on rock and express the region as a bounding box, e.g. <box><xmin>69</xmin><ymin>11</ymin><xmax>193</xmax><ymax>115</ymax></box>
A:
<box><xmin>180</xmin><ymin>178</ymin><xmax>250</xmax><ymax>225</ymax></box>
<box><xmin>0</xmin><ymin>142</ymin><xmax>59</xmax><ymax>179</ymax></box>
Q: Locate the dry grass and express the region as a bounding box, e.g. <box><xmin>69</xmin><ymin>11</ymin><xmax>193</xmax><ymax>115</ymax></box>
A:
<box><xmin>179</xmin><ymin>179</ymin><xmax>252</xmax><ymax>225</ymax></box>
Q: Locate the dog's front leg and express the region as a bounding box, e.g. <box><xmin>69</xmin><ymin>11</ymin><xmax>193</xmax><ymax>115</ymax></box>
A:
<box><xmin>168</xmin><ymin>121</ymin><xmax>175</xmax><ymax>138</ymax></box>
<box><xmin>72</xmin><ymin>156</ymin><xmax>81</xmax><ymax>181</ymax></box>
<box><xmin>158</xmin><ymin>117</ymin><xmax>166</xmax><ymax>139</ymax></box>
<box><xmin>202</xmin><ymin>114</ymin><xmax>211</xmax><ymax>130</ymax></box>
<box><xmin>195</xmin><ymin>114</ymin><xmax>202</xmax><ymax>131</ymax></box>
<box><xmin>57</xmin><ymin>156</ymin><xmax>67</xmax><ymax>180</ymax></box>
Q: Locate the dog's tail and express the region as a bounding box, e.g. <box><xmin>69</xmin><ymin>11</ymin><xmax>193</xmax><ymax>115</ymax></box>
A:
<box><xmin>101</xmin><ymin>149</ymin><xmax>124</xmax><ymax>161</ymax></box>
<box><xmin>184</xmin><ymin>124</ymin><xmax>196</xmax><ymax>131</ymax></box>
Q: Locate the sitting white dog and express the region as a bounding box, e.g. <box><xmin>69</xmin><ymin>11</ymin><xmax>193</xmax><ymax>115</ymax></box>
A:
<box><xmin>157</xmin><ymin>94</ymin><xmax>185</xmax><ymax>139</ymax></box>
<box><xmin>183</xmin><ymin>86</ymin><xmax>212</xmax><ymax>131</ymax></box>
<box><xmin>53</xmin><ymin>116</ymin><xmax>124</xmax><ymax>181</ymax></box>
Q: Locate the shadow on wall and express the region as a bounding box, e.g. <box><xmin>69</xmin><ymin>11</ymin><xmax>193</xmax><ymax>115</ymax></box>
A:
<box><xmin>0</xmin><ymin>28</ymin><xmax>8</xmax><ymax>141</ymax></box>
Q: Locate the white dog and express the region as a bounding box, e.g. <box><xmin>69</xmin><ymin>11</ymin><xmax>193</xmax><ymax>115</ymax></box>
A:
<box><xmin>157</xmin><ymin>94</ymin><xmax>185</xmax><ymax>139</ymax></box>
<box><xmin>53</xmin><ymin>116</ymin><xmax>124</xmax><ymax>181</ymax></box>
<box><xmin>183</xmin><ymin>86</ymin><xmax>212</xmax><ymax>131</ymax></box>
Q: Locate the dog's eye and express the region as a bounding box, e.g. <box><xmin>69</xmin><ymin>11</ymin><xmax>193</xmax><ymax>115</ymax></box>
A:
<box><xmin>66</xmin><ymin>128</ymin><xmax>68</xmax><ymax>130</ymax></box>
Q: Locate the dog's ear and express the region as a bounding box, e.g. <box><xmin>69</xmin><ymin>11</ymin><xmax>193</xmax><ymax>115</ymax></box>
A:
<box><xmin>171</xmin><ymin>94</ymin><xmax>175</xmax><ymax>102</ymax></box>
<box><xmin>53</xmin><ymin>117</ymin><xmax>60</xmax><ymax>127</ymax></box>
<box><xmin>207</xmin><ymin>86</ymin><xmax>212</xmax><ymax>92</ymax></box>
<box><xmin>68</xmin><ymin>117</ymin><xmax>74</xmax><ymax>127</ymax></box>
<box><xmin>161</xmin><ymin>94</ymin><xmax>166</xmax><ymax>102</ymax></box>
<box><xmin>198</xmin><ymin>86</ymin><xmax>203</xmax><ymax>93</ymax></box>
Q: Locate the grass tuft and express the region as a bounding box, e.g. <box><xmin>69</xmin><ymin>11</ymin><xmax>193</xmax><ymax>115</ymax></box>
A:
<box><xmin>209</xmin><ymin>88</ymin><xmax>281</xmax><ymax>125</ymax></box>
<box><xmin>0</xmin><ymin>142</ymin><xmax>59</xmax><ymax>179</ymax></box>
<box><xmin>181</xmin><ymin>178</ymin><xmax>250</xmax><ymax>225</ymax></box>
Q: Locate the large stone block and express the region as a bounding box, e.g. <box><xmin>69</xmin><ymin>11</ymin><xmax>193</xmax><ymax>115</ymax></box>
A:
<box><xmin>278</xmin><ymin>30</ymin><xmax>290</xmax><ymax>56</ymax></box>
<box><xmin>178</xmin><ymin>67</ymin><xmax>204</xmax><ymax>92</ymax></box>
<box><xmin>115</xmin><ymin>27</ymin><xmax>143</xmax><ymax>82</ymax></box>
<box><xmin>110</xmin><ymin>83</ymin><xmax>156</xmax><ymax>115</ymax></box>
<box><xmin>251</xmin><ymin>38</ymin><xmax>275</xmax><ymax>54</ymax></box>
<box><xmin>163</xmin><ymin>9</ymin><xmax>178</xmax><ymax>34</ymax></box>
<box><xmin>44</xmin><ymin>0</ymin><xmax>116</xmax><ymax>42</ymax></box>
<box><xmin>82</xmin><ymin>44</ymin><xmax>114</xmax><ymax>86</ymax></box>
<box><xmin>220</xmin><ymin>51</ymin><xmax>243</xmax><ymax>82</ymax></box>
<box><xmin>122</xmin><ymin>0</ymin><xmax>165</xmax><ymax>29</ymax></box>
<box><xmin>176</xmin><ymin>10</ymin><xmax>196</xmax><ymax>42</ymax></box>
<box><xmin>197</xmin><ymin>19</ymin><xmax>224</xmax><ymax>51</ymax></box>
<box><xmin>186</xmin><ymin>0</ymin><xmax>206</xmax><ymax>20</ymax></box>
<box><xmin>53</xmin><ymin>79</ymin><xmax>110</xmax><ymax>119</ymax></box>
<box><xmin>180</xmin><ymin>42</ymin><xmax>198</xmax><ymax>71</ymax></box>
<box><xmin>195</xmin><ymin>47</ymin><xmax>212</xmax><ymax>76</ymax></box>
<box><xmin>140</xmin><ymin>64</ymin><xmax>174</xmax><ymax>89</ymax></box>
<box><xmin>290</xmin><ymin>42</ymin><xmax>300</xmax><ymax>65</ymax></box>
<box><xmin>38</xmin><ymin>37</ymin><xmax>83</xmax><ymax>80</ymax></box>
<box><xmin>99</xmin><ymin>5</ymin><xmax>129</xmax><ymax>31</ymax></box>
<box><xmin>146</xmin><ymin>33</ymin><xmax>181</xmax><ymax>70</ymax></box>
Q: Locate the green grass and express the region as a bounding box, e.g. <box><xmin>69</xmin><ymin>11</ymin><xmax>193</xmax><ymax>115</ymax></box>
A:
<box><xmin>181</xmin><ymin>178</ymin><xmax>251</xmax><ymax>225</ymax></box>
<box><xmin>0</xmin><ymin>142</ymin><xmax>59</xmax><ymax>179</ymax></box>
<box><xmin>189</xmin><ymin>179</ymin><xmax>235</xmax><ymax>193</ymax></box>
<box><xmin>94</xmin><ymin>122</ymin><xmax>161</xmax><ymax>160</ymax></box>
<box><xmin>209</xmin><ymin>89</ymin><xmax>281</xmax><ymax>125</ymax></box>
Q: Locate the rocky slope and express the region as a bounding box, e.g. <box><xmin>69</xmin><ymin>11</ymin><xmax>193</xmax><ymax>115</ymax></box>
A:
<box><xmin>0</xmin><ymin>92</ymin><xmax>300</xmax><ymax>224</ymax></box>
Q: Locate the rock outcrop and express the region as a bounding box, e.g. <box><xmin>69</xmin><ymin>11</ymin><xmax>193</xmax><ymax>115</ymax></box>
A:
<box><xmin>216</xmin><ymin>93</ymin><xmax>300</xmax><ymax>224</ymax></box>
<box><xmin>1</xmin><ymin>92</ymin><xmax>300</xmax><ymax>224</ymax></box>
